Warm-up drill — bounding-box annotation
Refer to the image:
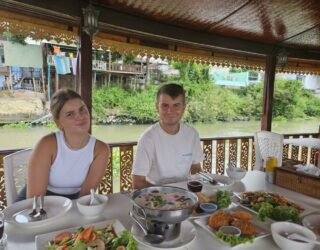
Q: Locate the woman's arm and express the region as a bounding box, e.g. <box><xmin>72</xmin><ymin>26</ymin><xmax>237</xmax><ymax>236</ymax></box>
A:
<box><xmin>132</xmin><ymin>175</ymin><xmax>153</xmax><ymax>189</ymax></box>
<box><xmin>27</xmin><ymin>134</ymin><xmax>56</xmax><ymax>198</ymax></box>
<box><xmin>79</xmin><ymin>140</ymin><xmax>110</xmax><ymax>196</ymax></box>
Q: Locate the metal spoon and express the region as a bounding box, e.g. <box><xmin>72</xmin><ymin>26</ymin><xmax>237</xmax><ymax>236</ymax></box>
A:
<box><xmin>129</xmin><ymin>211</ymin><xmax>165</xmax><ymax>244</ymax></box>
<box><xmin>287</xmin><ymin>233</ymin><xmax>320</xmax><ymax>245</ymax></box>
<box><xmin>39</xmin><ymin>195</ymin><xmax>47</xmax><ymax>220</ymax></box>
<box><xmin>89</xmin><ymin>188</ymin><xmax>100</xmax><ymax>205</ymax></box>
<box><xmin>29</xmin><ymin>196</ymin><xmax>38</xmax><ymax>217</ymax></box>
<box><xmin>199</xmin><ymin>172</ymin><xmax>223</xmax><ymax>186</ymax></box>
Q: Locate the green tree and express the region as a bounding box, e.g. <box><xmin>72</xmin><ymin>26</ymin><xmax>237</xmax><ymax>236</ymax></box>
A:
<box><xmin>171</xmin><ymin>61</ymin><xmax>211</xmax><ymax>84</ymax></box>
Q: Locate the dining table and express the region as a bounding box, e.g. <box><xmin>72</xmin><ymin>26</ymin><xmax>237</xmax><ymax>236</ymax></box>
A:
<box><xmin>4</xmin><ymin>170</ymin><xmax>320</xmax><ymax>250</ymax></box>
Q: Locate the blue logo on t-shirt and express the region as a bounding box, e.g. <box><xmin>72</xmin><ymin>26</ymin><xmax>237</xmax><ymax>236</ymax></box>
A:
<box><xmin>182</xmin><ymin>152</ymin><xmax>192</xmax><ymax>157</ymax></box>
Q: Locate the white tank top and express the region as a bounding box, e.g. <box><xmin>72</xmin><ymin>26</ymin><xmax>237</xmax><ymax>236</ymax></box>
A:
<box><xmin>47</xmin><ymin>131</ymin><xmax>96</xmax><ymax>194</ymax></box>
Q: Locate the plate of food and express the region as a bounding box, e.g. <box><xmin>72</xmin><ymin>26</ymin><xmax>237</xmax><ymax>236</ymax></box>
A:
<box><xmin>190</xmin><ymin>190</ymin><xmax>232</xmax><ymax>219</ymax></box>
<box><xmin>35</xmin><ymin>219</ymin><xmax>138</xmax><ymax>250</ymax></box>
<box><xmin>233</xmin><ymin>191</ymin><xmax>304</xmax><ymax>222</ymax></box>
<box><xmin>194</xmin><ymin>205</ymin><xmax>270</xmax><ymax>247</ymax></box>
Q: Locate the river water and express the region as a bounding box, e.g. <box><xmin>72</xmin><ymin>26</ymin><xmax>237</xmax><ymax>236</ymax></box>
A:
<box><xmin>0</xmin><ymin>120</ymin><xmax>319</xmax><ymax>150</ymax></box>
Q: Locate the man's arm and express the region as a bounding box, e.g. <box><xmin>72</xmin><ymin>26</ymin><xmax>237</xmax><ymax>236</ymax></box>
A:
<box><xmin>190</xmin><ymin>163</ymin><xmax>202</xmax><ymax>175</ymax></box>
<box><xmin>132</xmin><ymin>175</ymin><xmax>153</xmax><ymax>189</ymax></box>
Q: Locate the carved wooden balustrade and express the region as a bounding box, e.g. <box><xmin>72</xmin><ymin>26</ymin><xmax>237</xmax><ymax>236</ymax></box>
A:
<box><xmin>0</xmin><ymin>132</ymin><xmax>318</xmax><ymax>209</ymax></box>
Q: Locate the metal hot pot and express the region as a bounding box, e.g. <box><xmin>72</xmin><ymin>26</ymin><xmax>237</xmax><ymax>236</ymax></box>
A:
<box><xmin>130</xmin><ymin>186</ymin><xmax>198</xmax><ymax>224</ymax></box>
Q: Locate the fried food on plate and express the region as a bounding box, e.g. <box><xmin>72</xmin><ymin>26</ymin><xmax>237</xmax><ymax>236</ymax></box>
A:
<box><xmin>196</xmin><ymin>192</ymin><xmax>217</xmax><ymax>203</ymax></box>
<box><xmin>231</xmin><ymin>219</ymin><xmax>256</xmax><ymax>236</ymax></box>
<box><xmin>208</xmin><ymin>210</ymin><xmax>232</xmax><ymax>229</ymax></box>
<box><xmin>229</xmin><ymin>210</ymin><xmax>253</xmax><ymax>221</ymax></box>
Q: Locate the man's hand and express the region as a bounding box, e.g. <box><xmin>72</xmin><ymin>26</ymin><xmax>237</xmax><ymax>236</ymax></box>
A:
<box><xmin>190</xmin><ymin>163</ymin><xmax>202</xmax><ymax>175</ymax></box>
<box><xmin>132</xmin><ymin>175</ymin><xmax>153</xmax><ymax>189</ymax></box>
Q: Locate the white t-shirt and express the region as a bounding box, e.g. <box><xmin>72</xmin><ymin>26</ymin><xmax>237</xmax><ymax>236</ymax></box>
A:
<box><xmin>132</xmin><ymin>122</ymin><xmax>204</xmax><ymax>185</ymax></box>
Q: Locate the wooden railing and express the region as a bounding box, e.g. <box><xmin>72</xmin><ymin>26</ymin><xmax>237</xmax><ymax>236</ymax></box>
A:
<box><xmin>0</xmin><ymin>132</ymin><xmax>319</xmax><ymax>209</ymax></box>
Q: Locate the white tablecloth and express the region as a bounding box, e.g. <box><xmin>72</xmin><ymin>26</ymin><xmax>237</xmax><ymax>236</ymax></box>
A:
<box><xmin>5</xmin><ymin>171</ymin><xmax>320</xmax><ymax>250</ymax></box>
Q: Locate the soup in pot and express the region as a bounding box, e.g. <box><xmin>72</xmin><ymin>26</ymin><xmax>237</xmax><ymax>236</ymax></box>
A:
<box><xmin>134</xmin><ymin>190</ymin><xmax>194</xmax><ymax>210</ymax></box>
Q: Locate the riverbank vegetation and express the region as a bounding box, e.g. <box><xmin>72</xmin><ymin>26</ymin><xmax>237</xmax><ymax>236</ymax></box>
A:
<box><xmin>3</xmin><ymin>62</ymin><xmax>320</xmax><ymax>128</ymax></box>
<box><xmin>92</xmin><ymin>62</ymin><xmax>320</xmax><ymax>124</ymax></box>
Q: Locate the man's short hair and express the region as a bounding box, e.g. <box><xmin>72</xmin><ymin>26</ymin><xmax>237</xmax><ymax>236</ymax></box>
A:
<box><xmin>156</xmin><ymin>83</ymin><xmax>185</xmax><ymax>102</ymax></box>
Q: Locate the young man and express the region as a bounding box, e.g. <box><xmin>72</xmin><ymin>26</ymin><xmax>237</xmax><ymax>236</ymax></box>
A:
<box><xmin>131</xmin><ymin>83</ymin><xmax>204</xmax><ymax>189</ymax></box>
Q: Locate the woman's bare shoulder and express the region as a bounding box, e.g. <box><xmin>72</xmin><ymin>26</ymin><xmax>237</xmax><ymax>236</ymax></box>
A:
<box><xmin>35</xmin><ymin>133</ymin><xmax>57</xmax><ymax>149</ymax></box>
<box><xmin>94</xmin><ymin>139</ymin><xmax>110</xmax><ymax>154</ymax></box>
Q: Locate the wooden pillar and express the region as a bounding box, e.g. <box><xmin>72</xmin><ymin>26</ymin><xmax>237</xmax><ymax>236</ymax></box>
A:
<box><xmin>77</xmin><ymin>0</ymin><xmax>93</xmax><ymax>133</ymax></box>
<box><xmin>145</xmin><ymin>57</ymin><xmax>149</xmax><ymax>87</ymax></box>
<box><xmin>107</xmin><ymin>50</ymin><xmax>111</xmax><ymax>86</ymax></box>
<box><xmin>55</xmin><ymin>71</ymin><xmax>59</xmax><ymax>93</ymax></box>
<box><xmin>261</xmin><ymin>55</ymin><xmax>276</xmax><ymax>131</ymax></box>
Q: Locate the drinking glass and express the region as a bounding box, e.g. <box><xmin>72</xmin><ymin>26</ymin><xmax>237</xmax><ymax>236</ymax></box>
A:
<box><xmin>187</xmin><ymin>175</ymin><xmax>203</xmax><ymax>192</ymax></box>
<box><xmin>0</xmin><ymin>211</ymin><xmax>7</xmax><ymax>249</ymax></box>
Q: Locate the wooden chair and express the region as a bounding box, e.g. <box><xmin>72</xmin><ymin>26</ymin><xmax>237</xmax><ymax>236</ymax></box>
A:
<box><xmin>3</xmin><ymin>148</ymin><xmax>32</xmax><ymax>205</ymax></box>
<box><xmin>254</xmin><ymin>131</ymin><xmax>284</xmax><ymax>171</ymax></box>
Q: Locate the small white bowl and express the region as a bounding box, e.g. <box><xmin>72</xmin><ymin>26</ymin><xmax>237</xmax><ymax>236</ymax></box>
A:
<box><xmin>76</xmin><ymin>194</ymin><xmax>108</xmax><ymax>217</ymax></box>
<box><xmin>219</xmin><ymin>225</ymin><xmax>241</xmax><ymax>237</ymax></box>
<box><xmin>302</xmin><ymin>213</ymin><xmax>320</xmax><ymax>238</ymax></box>
<box><xmin>271</xmin><ymin>221</ymin><xmax>317</xmax><ymax>250</ymax></box>
<box><xmin>226</xmin><ymin>167</ymin><xmax>246</xmax><ymax>181</ymax></box>
<box><xmin>199</xmin><ymin>202</ymin><xmax>218</xmax><ymax>213</ymax></box>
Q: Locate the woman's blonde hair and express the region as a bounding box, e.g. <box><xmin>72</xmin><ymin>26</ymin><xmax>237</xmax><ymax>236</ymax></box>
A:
<box><xmin>50</xmin><ymin>89</ymin><xmax>83</xmax><ymax>119</ymax></box>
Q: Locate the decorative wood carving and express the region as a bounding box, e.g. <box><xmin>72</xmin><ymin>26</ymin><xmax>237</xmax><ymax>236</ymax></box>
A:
<box><xmin>229</xmin><ymin>139</ymin><xmax>237</xmax><ymax>168</ymax></box>
<box><xmin>202</xmin><ymin>140</ymin><xmax>212</xmax><ymax>173</ymax></box>
<box><xmin>0</xmin><ymin>167</ymin><xmax>5</xmax><ymax>210</ymax></box>
<box><xmin>291</xmin><ymin>145</ymin><xmax>299</xmax><ymax>161</ymax></box>
<box><xmin>240</xmin><ymin>139</ymin><xmax>249</xmax><ymax>170</ymax></box>
<box><xmin>301</xmin><ymin>147</ymin><xmax>308</xmax><ymax>164</ymax></box>
<box><xmin>283</xmin><ymin>143</ymin><xmax>289</xmax><ymax>159</ymax></box>
<box><xmin>120</xmin><ymin>145</ymin><xmax>134</xmax><ymax>191</ymax></box>
<box><xmin>252</xmin><ymin>142</ymin><xmax>255</xmax><ymax>169</ymax></box>
<box><xmin>216</xmin><ymin>140</ymin><xmax>225</xmax><ymax>175</ymax></box>
<box><xmin>310</xmin><ymin>148</ymin><xmax>317</xmax><ymax>164</ymax></box>
<box><xmin>98</xmin><ymin>147</ymin><xmax>113</xmax><ymax>194</ymax></box>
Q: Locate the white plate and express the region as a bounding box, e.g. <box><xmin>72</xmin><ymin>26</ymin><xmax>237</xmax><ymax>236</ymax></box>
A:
<box><xmin>4</xmin><ymin>196</ymin><xmax>72</xmax><ymax>228</ymax></box>
<box><xmin>302</xmin><ymin>212</ymin><xmax>320</xmax><ymax>238</ymax></box>
<box><xmin>232</xmin><ymin>191</ymin><xmax>305</xmax><ymax>222</ymax></box>
<box><xmin>193</xmin><ymin>205</ymin><xmax>270</xmax><ymax>248</ymax></box>
<box><xmin>132</xmin><ymin>220</ymin><xmax>196</xmax><ymax>249</ymax></box>
<box><xmin>35</xmin><ymin>219</ymin><xmax>125</xmax><ymax>250</ymax></box>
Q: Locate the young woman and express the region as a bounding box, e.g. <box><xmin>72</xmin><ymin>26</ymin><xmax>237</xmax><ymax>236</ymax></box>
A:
<box><xmin>16</xmin><ymin>89</ymin><xmax>110</xmax><ymax>201</ymax></box>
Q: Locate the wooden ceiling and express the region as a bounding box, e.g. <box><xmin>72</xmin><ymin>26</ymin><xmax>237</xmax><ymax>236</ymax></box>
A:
<box><xmin>98</xmin><ymin>0</ymin><xmax>320</xmax><ymax>58</ymax></box>
<box><xmin>1</xmin><ymin>0</ymin><xmax>320</xmax><ymax>62</ymax></box>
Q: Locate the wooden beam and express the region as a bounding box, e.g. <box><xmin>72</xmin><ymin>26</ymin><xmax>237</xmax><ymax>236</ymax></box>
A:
<box><xmin>0</xmin><ymin>0</ymin><xmax>80</xmax><ymax>26</ymax></box>
<box><xmin>261</xmin><ymin>55</ymin><xmax>276</xmax><ymax>131</ymax></box>
<box><xmin>77</xmin><ymin>3</ymin><xmax>92</xmax><ymax>133</ymax></box>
